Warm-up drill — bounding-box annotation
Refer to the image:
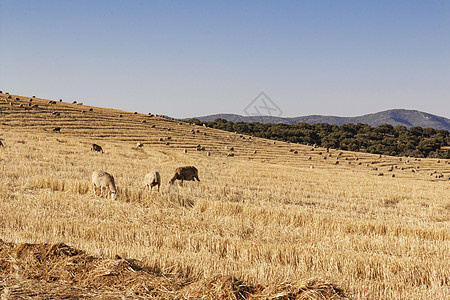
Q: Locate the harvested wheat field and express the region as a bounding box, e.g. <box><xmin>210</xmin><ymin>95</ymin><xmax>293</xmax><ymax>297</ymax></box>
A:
<box><xmin>0</xmin><ymin>93</ymin><xmax>449</xmax><ymax>299</ymax></box>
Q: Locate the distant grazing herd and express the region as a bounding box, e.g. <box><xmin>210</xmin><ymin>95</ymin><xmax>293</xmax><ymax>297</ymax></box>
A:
<box><xmin>1</xmin><ymin>92</ymin><xmax>449</xmax><ymax>201</ymax></box>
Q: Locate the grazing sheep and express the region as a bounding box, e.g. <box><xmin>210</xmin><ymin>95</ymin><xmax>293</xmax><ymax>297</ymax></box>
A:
<box><xmin>207</xmin><ymin>151</ymin><xmax>211</xmax><ymax>156</ymax></box>
<box><xmin>227</xmin><ymin>153</ymin><xmax>234</xmax><ymax>157</ymax></box>
<box><xmin>144</xmin><ymin>171</ymin><xmax>161</xmax><ymax>192</ymax></box>
<box><xmin>183</xmin><ymin>149</ymin><xmax>188</xmax><ymax>154</ymax></box>
<box><xmin>253</xmin><ymin>150</ymin><xmax>257</xmax><ymax>154</ymax></box>
<box><xmin>91</xmin><ymin>143</ymin><xmax>104</xmax><ymax>153</ymax></box>
<box><xmin>72</xmin><ymin>101</ymin><xmax>77</xmax><ymax>104</ymax></box>
<box><xmin>137</xmin><ymin>142</ymin><xmax>144</xmax><ymax>148</ymax></box>
<box><xmin>89</xmin><ymin>108</ymin><xmax>93</xmax><ymax>111</ymax></box>
<box><xmin>92</xmin><ymin>171</ymin><xmax>117</xmax><ymax>200</ymax></box>
<box><xmin>169</xmin><ymin>166</ymin><xmax>200</xmax><ymax>185</ymax></box>
<box><xmin>53</xmin><ymin>127</ymin><xmax>61</xmax><ymax>132</ymax></box>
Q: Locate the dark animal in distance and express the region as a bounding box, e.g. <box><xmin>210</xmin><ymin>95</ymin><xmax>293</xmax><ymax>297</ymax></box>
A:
<box><xmin>169</xmin><ymin>166</ymin><xmax>200</xmax><ymax>185</ymax></box>
<box><xmin>91</xmin><ymin>143</ymin><xmax>104</xmax><ymax>153</ymax></box>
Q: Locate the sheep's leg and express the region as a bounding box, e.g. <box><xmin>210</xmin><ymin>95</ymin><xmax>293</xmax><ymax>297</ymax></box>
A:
<box><xmin>93</xmin><ymin>184</ymin><xmax>97</xmax><ymax>196</ymax></box>
<box><xmin>100</xmin><ymin>186</ymin><xmax>104</xmax><ymax>197</ymax></box>
<box><xmin>157</xmin><ymin>184</ymin><xmax>160</xmax><ymax>192</ymax></box>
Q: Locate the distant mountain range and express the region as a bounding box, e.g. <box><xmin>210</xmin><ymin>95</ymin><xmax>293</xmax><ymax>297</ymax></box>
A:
<box><xmin>188</xmin><ymin>109</ymin><xmax>450</xmax><ymax>131</ymax></box>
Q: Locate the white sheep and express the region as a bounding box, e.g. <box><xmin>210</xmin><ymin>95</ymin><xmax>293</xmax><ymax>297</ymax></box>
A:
<box><xmin>92</xmin><ymin>170</ymin><xmax>117</xmax><ymax>200</ymax></box>
<box><xmin>144</xmin><ymin>171</ymin><xmax>161</xmax><ymax>192</ymax></box>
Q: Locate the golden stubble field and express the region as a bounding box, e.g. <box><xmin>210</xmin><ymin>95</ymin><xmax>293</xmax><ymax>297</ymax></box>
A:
<box><xmin>0</xmin><ymin>93</ymin><xmax>449</xmax><ymax>299</ymax></box>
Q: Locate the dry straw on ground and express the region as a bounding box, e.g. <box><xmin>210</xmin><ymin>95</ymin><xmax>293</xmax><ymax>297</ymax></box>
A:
<box><xmin>0</xmin><ymin>92</ymin><xmax>449</xmax><ymax>299</ymax></box>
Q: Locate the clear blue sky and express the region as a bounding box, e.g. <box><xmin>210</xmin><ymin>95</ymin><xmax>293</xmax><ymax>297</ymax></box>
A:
<box><xmin>1</xmin><ymin>1</ymin><xmax>449</xmax><ymax>118</ymax></box>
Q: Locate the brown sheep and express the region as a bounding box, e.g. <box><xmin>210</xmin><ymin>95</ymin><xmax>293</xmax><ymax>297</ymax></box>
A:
<box><xmin>91</xmin><ymin>143</ymin><xmax>103</xmax><ymax>153</ymax></box>
<box><xmin>92</xmin><ymin>171</ymin><xmax>117</xmax><ymax>200</ymax></box>
<box><xmin>144</xmin><ymin>171</ymin><xmax>161</xmax><ymax>192</ymax></box>
<box><xmin>169</xmin><ymin>166</ymin><xmax>200</xmax><ymax>185</ymax></box>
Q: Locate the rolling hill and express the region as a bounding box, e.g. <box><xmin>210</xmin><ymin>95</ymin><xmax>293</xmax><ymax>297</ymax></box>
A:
<box><xmin>0</xmin><ymin>92</ymin><xmax>449</xmax><ymax>299</ymax></box>
<box><xmin>190</xmin><ymin>109</ymin><xmax>450</xmax><ymax>131</ymax></box>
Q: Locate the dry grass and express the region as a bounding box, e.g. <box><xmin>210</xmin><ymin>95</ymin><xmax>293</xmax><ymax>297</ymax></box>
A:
<box><xmin>0</xmin><ymin>92</ymin><xmax>449</xmax><ymax>299</ymax></box>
